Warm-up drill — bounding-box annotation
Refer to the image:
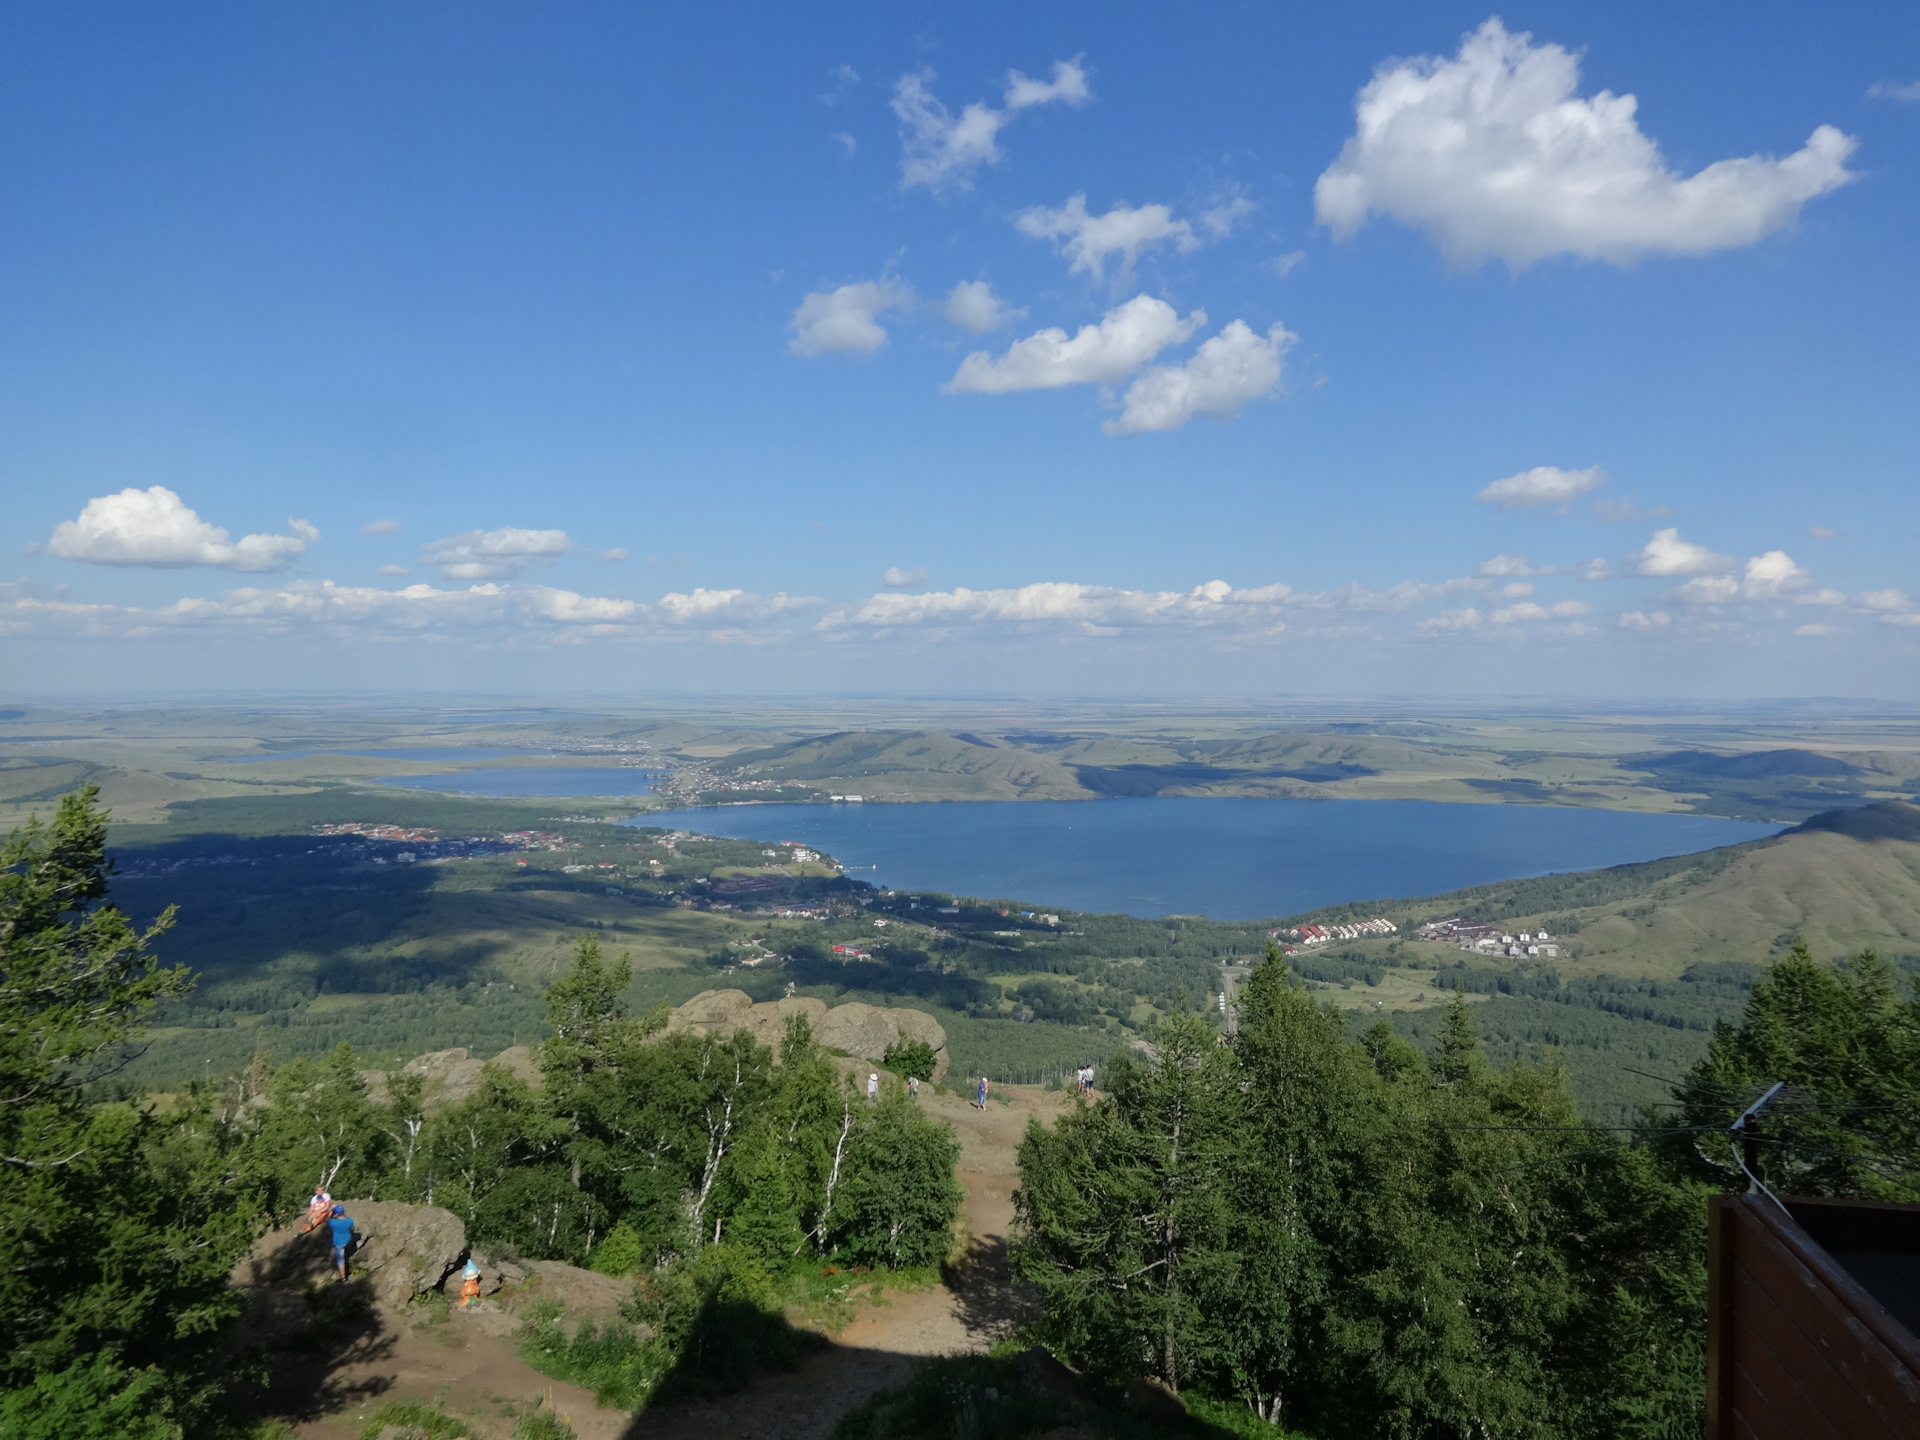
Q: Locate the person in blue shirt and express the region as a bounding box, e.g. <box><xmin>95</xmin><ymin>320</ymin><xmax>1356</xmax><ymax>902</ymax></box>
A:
<box><xmin>326</xmin><ymin>1204</ymin><xmax>355</xmax><ymax>1281</ymax></box>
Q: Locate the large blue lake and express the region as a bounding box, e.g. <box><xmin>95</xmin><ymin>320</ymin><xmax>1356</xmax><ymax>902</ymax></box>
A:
<box><xmin>624</xmin><ymin>799</ymin><xmax>1780</xmax><ymax>921</ymax></box>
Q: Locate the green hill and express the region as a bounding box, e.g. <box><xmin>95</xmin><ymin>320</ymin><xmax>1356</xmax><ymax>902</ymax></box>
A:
<box><xmin>718</xmin><ymin>729</ymin><xmax>1094</xmax><ymax>799</ymax></box>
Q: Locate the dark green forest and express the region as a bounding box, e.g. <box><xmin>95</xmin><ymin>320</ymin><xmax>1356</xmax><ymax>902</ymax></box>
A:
<box><xmin>1001</xmin><ymin>939</ymin><xmax>1920</xmax><ymax>1440</ymax></box>
<box><xmin>1</xmin><ymin>789</ymin><xmax>963</xmax><ymax>1435</ymax></box>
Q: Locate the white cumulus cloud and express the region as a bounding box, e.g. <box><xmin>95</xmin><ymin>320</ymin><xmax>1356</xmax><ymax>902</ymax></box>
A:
<box><xmin>421</xmin><ymin>527</ymin><xmax>573</xmax><ymax>581</ymax></box>
<box><xmin>1630</xmin><ymin>528</ymin><xmax>1735</xmax><ymax>577</ymax></box>
<box><xmin>1490</xmin><ymin>599</ymin><xmax>1591</xmax><ymax>624</ymax></box>
<box><xmin>1475</xmin><ymin>465</ymin><xmax>1605</xmax><ymax>510</ymax></box>
<box><xmin>1315</xmin><ymin>18</ymin><xmax>1858</xmax><ymax>268</ymax></box>
<box><xmin>1667</xmin><ymin>549</ymin><xmax>1810</xmax><ymax>603</ymax></box>
<box><xmin>1868</xmin><ymin>79</ymin><xmax>1920</xmax><ymax>103</ymax></box>
<box><xmin>1015</xmin><ymin>195</ymin><xmax>1200</xmax><ymax>283</ymax></box>
<box><xmin>942</xmin><ymin>281</ymin><xmax>1023</xmax><ymax>335</ymax></box>
<box><xmin>892</xmin><ymin>58</ymin><xmax>1091</xmax><ymax>193</ymax></box>
<box><xmin>1106</xmin><ymin>320</ymin><xmax>1295</xmax><ymax>435</ymax></box>
<box><xmin>945</xmin><ymin>294</ymin><xmax>1202</xmax><ymax>394</ymax></box>
<box><xmin>882</xmin><ymin>566</ymin><xmax>927</xmax><ymax>588</ymax></box>
<box><xmin>361</xmin><ymin>519</ymin><xmax>401</xmax><ymax>534</ymax></box>
<box><xmin>1476</xmin><ymin>554</ymin><xmax>1548</xmax><ymax>577</ymax></box>
<box><xmin>1618</xmin><ymin>610</ymin><xmax>1671</xmax><ymax>629</ymax></box>
<box><xmin>789</xmin><ymin>277</ymin><xmax>916</xmax><ymax>357</ymax></box>
<box><xmin>46</xmin><ymin>486</ymin><xmax>318</xmax><ymax>572</ymax></box>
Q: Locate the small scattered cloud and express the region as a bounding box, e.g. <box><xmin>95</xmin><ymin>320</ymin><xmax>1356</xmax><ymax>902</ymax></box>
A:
<box><xmin>882</xmin><ymin>566</ymin><xmax>927</xmax><ymax>588</ymax></box>
<box><xmin>46</xmin><ymin>486</ymin><xmax>319</xmax><ymax>572</ymax></box>
<box><xmin>1475</xmin><ymin>465</ymin><xmax>1605</xmax><ymax>510</ymax></box>
<box><xmin>374</xmin><ymin>563</ymin><xmax>410</xmax><ymax>576</ymax></box>
<box><xmin>1575</xmin><ymin>558</ymin><xmax>1615</xmax><ymax>581</ymax></box>
<box><xmin>822</xmin><ymin>64</ymin><xmax>860</xmax><ymax>105</ymax></box>
<box><xmin>1809</xmin><ymin>525</ymin><xmax>1840</xmax><ymax>540</ymax></box>
<box><xmin>1015</xmin><ymin>195</ymin><xmax>1201</xmax><ymax>283</ymax></box>
<box><xmin>602</xmin><ymin>548</ymin><xmax>628</xmax><ymax>562</ymax></box>
<box><xmin>1796</xmin><ymin>588</ymin><xmax>1847</xmax><ymax>606</ymax></box>
<box><xmin>943</xmin><ymin>280</ymin><xmax>1024</xmax><ymax>335</ymax></box>
<box><xmin>361</xmin><ymin>519</ymin><xmax>402</xmax><ymax>535</ymax></box>
<box><xmin>1502</xmin><ymin>582</ymin><xmax>1536</xmax><ymax>598</ymax></box>
<box><xmin>1417</xmin><ymin>607</ymin><xmax>1482</xmax><ymax>633</ymax></box>
<box><xmin>1858</xmin><ymin>588</ymin><xmax>1914</xmax><ymax>612</ymax></box>
<box><xmin>1107</xmin><ymin>320</ymin><xmax>1295</xmax><ymax>435</ymax></box>
<box><xmin>1198</xmin><ymin>194</ymin><xmax>1256</xmax><ymax>239</ymax></box>
<box><xmin>1669</xmin><ymin>549</ymin><xmax>1812</xmax><ymax>604</ymax></box>
<box><xmin>1476</xmin><ymin>554</ymin><xmax>1547</xmax><ymax>577</ymax></box>
<box><xmin>19</xmin><ymin>542</ymin><xmax>41</xmax><ymax>556</ymax></box>
<box><xmin>1867</xmin><ymin>79</ymin><xmax>1920</xmax><ymax>103</ymax></box>
<box><xmin>1590</xmin><ymin>496</ymin><xmax>1674</xmax><ymax>524</ymax></box>
<box><xmin>421</xmin><ymin>527</ymin><xmax>573</xmax><ymax>581</ymax></box>
<box><xmin>1630</xmin><ymin>528</ymin><xmax>1735</xmax><ymax>577</ymax></box>
<box><xmin>1265</xmin><ymin>250</ymin><xmax>1305</xmax><ymax>278</ymax></box>
<box><xmin>945</xmin><ymin>294</ymin><xmax>1202</xmax><ymax>393</ymax></box>
<box><xmin>1618</xmin><ymin>610</ymin><xmax>1671</xmax><ymax>629</ymax></box>
<box><xmin>1795</xmin><ymin>623</ymin><xmax>1831</xmax><ymax>636</ymax></box>
<box><xmin>789</xmin><ymin>276</ymin><xmax>916</xmax><ymax>357</ymax></box>
<box><xmin>833</xmin><ymin>132</ymin><xmax>857</xmax><ymax>156</ymax></box>
<box><xmin>1315</xmin><ymin>18</ymin><xmax>1857</xmax><ymax>268</ymax></box>
<box><xmin>1489</xmin><ymin>599</ymin><xmax>1591</xmax><ymax>624</ymax></box>
<box><xmin>892</xmin><ymin>58</ymin><xmax>1091</xmax><ymax>193</ymax></box>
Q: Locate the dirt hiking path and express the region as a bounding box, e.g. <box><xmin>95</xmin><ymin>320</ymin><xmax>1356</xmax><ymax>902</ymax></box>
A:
<box><xmin>279</xmin><ymin>1085</ymin><xmax>1076</xmax><ymax>1440</ymax></box>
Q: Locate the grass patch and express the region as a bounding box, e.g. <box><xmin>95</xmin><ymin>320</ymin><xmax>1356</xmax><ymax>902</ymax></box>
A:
<box><xmin>516</xmin><ymin>1245</ymin><xmax>828</xmax><ymax>1411</ymax></box>
<box><xmin>357</xmin><ymin>1398</ymin><xmax>473</xmax><ymax>1439</ymax></box>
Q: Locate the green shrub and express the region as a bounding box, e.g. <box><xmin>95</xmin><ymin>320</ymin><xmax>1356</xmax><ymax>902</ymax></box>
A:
<box><xmin>0</xmin><ymin>1355</ymin><xmax>181</xmax><ymax>1440</ymax></box>
<box><xmin>881</xmin><ymin>1037</ymin><xmax>937</xmax><ymax>1081</ymax></box>
<box><xmin>589</xmin><ymin>1221</ymin><xmax>644</xmax><ymax>1277</ymax></box>
<box><xmin>512</xmin><ymin>1413</ymin><xmax>578</xmax><ymax>1440</ymax></box>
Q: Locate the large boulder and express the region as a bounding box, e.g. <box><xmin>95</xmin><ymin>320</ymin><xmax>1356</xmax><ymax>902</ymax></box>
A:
<box><xmin>361</xmin><ymin>1044</ymin><xmax>543</xmax><ymax>1109</ymax></box>
<box><xmin>233</xmin><ymin>1201</ymin><xmax>469</xmax><ymax>1311</ymax></box>
<box><xmin>667</xmin><ymin>990</ymin><xmax>948</xmax><ymax>1079</ymax></box>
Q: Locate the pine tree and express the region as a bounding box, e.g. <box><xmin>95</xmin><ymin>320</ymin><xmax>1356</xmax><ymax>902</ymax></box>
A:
<box><xmin>0</xmin><ymin>786</ymin><xmax>256</xmax><ymax>1427</ymax></box>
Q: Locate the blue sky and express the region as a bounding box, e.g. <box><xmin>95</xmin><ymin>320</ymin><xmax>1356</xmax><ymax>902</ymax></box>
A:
<box><xmin>2</xmin><ymin>1</ymin><xmax>1916</xmax><ymax>698</ymax></box>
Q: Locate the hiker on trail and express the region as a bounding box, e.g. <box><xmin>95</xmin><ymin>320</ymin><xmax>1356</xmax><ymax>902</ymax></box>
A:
<box><xmin>458</xmin><ymin>1260</ymin><xmax>482</xmax><ymax>1309</ymax></box>
<box><xmin>976</xmin><ymin>1075</ymin><xmax>989</xmax><ymax>1109</ymax></box>
<box><xmin>907</xmin><ymin>1075</ymin><xmax>919</xmax><ymax>1098</ymax></box>
<box><xmin>326</xmin><ymin>1204</ymin><xmax>355</xmax><ymax>1282</ymax></box>
<box><xmin>867</xmin><ymin>1072</ymin><xmax>879</xmax><ymax>1104</ymax></box>
<box><xmin>304</xmin><ymin>1185</ymin><xmax>333</xmax><ymax>1233</ymax></box>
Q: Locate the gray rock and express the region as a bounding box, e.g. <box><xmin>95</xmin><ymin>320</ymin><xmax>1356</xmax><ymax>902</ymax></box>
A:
<box><xmin>232</xmin><ymin>1201</ymin><xmax>468</xmax><ymax>1311</ymax></box>
<box><xmin>667</xmin><ymin>989</ymin><xmax>949</xmax><ymax>1079</ymax></box>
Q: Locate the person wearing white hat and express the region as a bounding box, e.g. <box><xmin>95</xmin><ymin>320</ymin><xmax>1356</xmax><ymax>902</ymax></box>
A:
<box><xmin>867</xmin><ymin>1071</ymin><xmax>879</xmax><ymax>1104</ymax></box>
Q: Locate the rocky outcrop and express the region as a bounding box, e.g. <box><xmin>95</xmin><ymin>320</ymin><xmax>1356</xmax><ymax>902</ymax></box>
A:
<box><xmin>360</xmin><ymin>1044</ymin><xmax>542</xmax><ymax>1109</ymax></box>
<box><xmin>666</xmin><ymin>990</ymin><xmax>948</xmax><ymax>1079</ymax></box>
<box><xmin>233</xmin><ymin>1200</ymin><xmax>469</xmax><ymax>1311</ymax></box>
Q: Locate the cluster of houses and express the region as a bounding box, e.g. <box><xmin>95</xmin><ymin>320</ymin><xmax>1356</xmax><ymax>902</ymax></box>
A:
<box><xmin>1271</xmin><ymin>917</ymin><xmax>1398</xmax><ymax>947</ymax></box>
<box><xmin>1417</xmin><ymin>916</ymin><xmax>1560</xmax><ymax>958</ymax></box>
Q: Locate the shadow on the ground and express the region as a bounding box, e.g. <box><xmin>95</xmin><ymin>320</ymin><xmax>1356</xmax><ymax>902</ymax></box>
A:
<box><xmin>945</xmin><ymin>1234</ymin><xmax>1040</xmax><ymax>1343</ymax></box>
<box><xmin>244</xmin><ymin>1280</ymin><xmax>402</xmax><ymax>1423</ymax></box>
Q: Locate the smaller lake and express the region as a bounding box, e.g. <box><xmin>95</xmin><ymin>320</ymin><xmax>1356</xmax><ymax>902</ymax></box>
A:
<box><xmin>623</xmin><ymin>798</ymin><xmax>1780</xmax><ymax>920</ymax></box>
<box><xmin>380</xmin><ymin>766</ymin><xmax>664</xmax><ymax>798</ymax></box>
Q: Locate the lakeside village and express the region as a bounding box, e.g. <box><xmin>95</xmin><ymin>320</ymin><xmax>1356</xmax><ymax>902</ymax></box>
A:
<box><xmin>1268</xmin><ymin>917</ymin><xmax>1399</xmax><ymax>950</ymax></box>
<box><xmin>1418</xmin><ymin>915</ymin><xmax>1562</xmax><ymax>959</ymax></box>
<box><xmin>1266</xmin><ymin>914</ymin><xmax>1561</xmax><ymax>960</ymax></box>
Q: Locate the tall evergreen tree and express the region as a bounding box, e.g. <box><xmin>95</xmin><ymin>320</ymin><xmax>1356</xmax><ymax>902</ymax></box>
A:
<box><xmin>0</xmin><ymin>786</ymin><xmax>256</xmax><ymax>1429</ymax></box>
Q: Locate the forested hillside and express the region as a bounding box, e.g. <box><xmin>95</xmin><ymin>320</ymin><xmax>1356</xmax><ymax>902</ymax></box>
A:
<box><xmin>0</xmin><ymin>789</ymin><xmax>964</xmax><ymax>1433</ymax></box>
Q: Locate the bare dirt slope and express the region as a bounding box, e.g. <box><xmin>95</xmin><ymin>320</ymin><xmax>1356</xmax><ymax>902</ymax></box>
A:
<box><xmin>275</xmin><ymin>1084</ymin><xmax>1071</xmax><ymax>1440</ymax></box>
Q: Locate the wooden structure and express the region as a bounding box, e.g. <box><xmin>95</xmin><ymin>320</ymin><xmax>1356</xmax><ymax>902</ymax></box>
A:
<box><xmin>1708</xmin><ymin>1192</ymin><xmax>1920</xmax><ymax>1438</ymax></box>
